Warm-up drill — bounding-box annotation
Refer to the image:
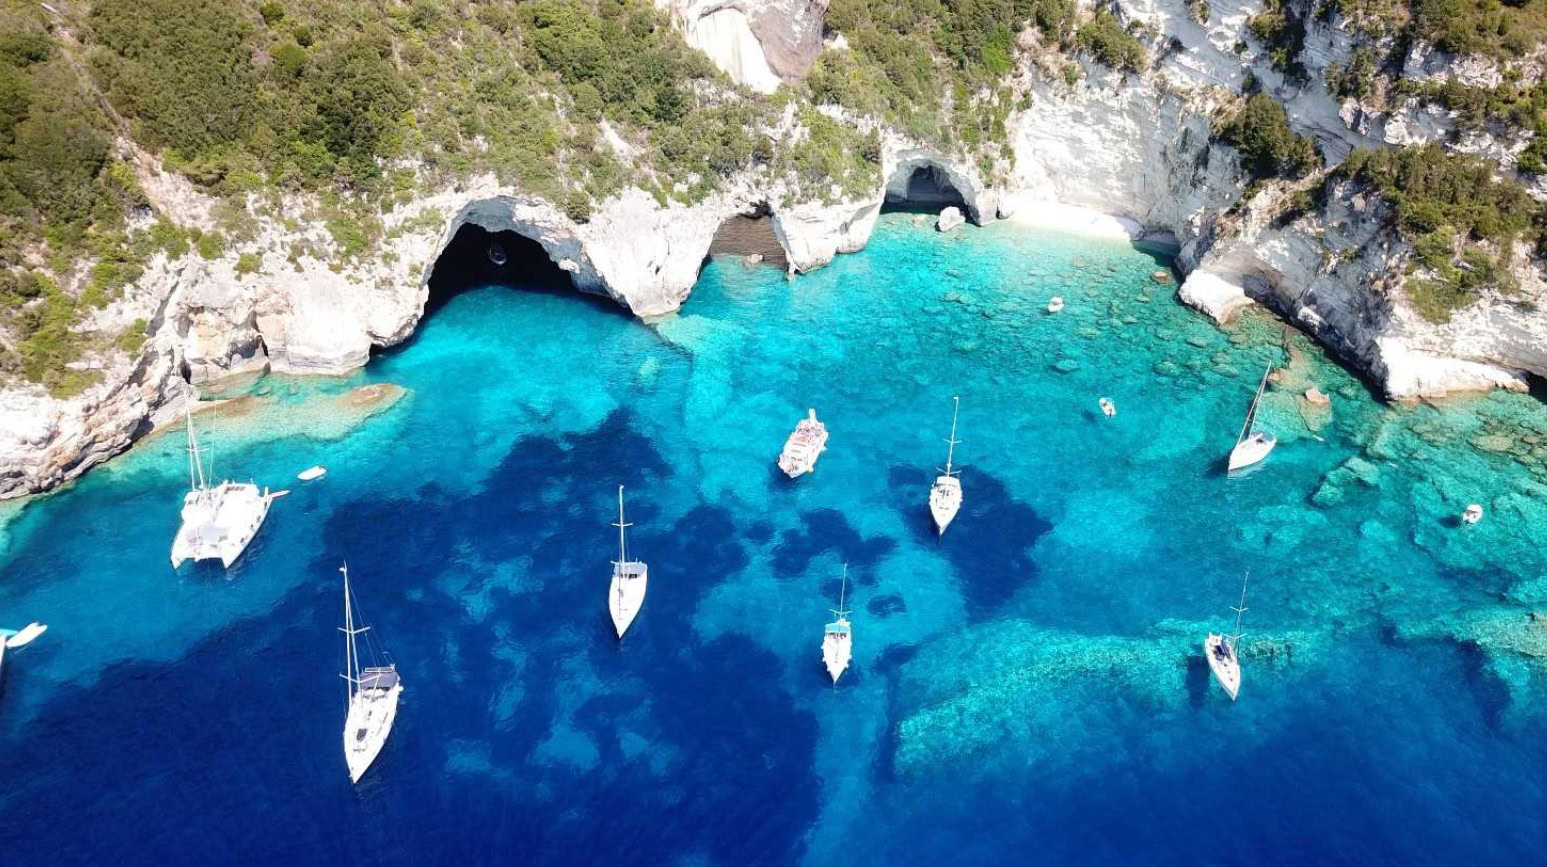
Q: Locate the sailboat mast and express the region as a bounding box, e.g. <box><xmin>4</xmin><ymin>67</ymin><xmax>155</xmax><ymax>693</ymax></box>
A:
<box><xmin>184</xmin><ymin>404</ymin><xmax>207</xmax><ymax>491</ymax></box>
<box><xmin>1229</xmin><ymin>571</ymin><xmax>1250</xmax><ymax>643</ymax></box>
<box><xmin>615</xmin><ymin>485</ymin><xmax>629</xmax><ymax>565</ymax></box>
<box><xmin>943</xmin><ymin>396</ymin><xmax>960</xmax><ymax>476</ymax></box>
<box><xmin>832</xmin><ymin>563</ymin><xmax>850</xmax><ymax>620</ymax></box>
<box><xmin>1237</xmin><ymin>365</ymin><xmax>1269</xmax><ymax>446</ymax></box>
<box><xmin>341</xmin><ymin>565</ymin><xmax>357</xmax><ymax>699</ymax></box>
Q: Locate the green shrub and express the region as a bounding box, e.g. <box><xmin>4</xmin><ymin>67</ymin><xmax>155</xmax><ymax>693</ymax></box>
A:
<box><xmin>1216</xmin><ymin>92</ymin><xmax>1321</xmax><ymax>179</ymax></box>
<box><xmin>117</xmin><ymin>319</ymin><xmax>147</xmax><ymax>354</ymax></box>
<box><xmin>195</xmin><ymin>231</ymin><xmax>225</xmax><ymax>259</ymax></box>
<box><xmin>1076</xmin><ymin>13</ymin><xmax>1148</xmax><ymax>72</ymax></box>
<box><xmin>234</xmin><ymin>252</ymin><xmax>262</xmax><ymax>275</ymax></box>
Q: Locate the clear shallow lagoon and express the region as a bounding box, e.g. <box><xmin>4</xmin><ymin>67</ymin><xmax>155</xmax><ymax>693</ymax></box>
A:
<box><xmin>4</xmin><ymin>214</ymin><xmax>1547</xmax><ymax>863</ymax></box>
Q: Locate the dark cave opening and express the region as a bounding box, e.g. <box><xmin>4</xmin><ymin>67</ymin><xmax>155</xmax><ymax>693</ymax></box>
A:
<box><xmin>423</xmin><ymin>222</ymin><xmax>578</xmax><ymax>319</ymax></box>
<box><xmin>881</xmin><ymin>165</ymin><xmax>968</xmax><ymax>215</ymax></box>
<box><xmin>705</xmin><ymin>203</ymin><xmax>788</xmax><ymax>270</ymax></box>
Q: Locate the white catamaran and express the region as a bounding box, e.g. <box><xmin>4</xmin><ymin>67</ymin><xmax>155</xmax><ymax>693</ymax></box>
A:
<box><xmin>170</xmin><ymin>405</ymin><xmax>281</xmax><ymax>568</ymax></box>
<box><xmin>340</xmin><ymin>564</ymin><xmax>403</xmax><ymax>783</ymax></box>
<box><xmin>929</xmin><ymin>396</ymin><xmax>963</xmax><ymax>535</ymax></box>
<box><xmin>778</xmin><ymin>409</ymin><xmax>829</xmax><ymax>478</ymax></box>
<box><xmin>1204</xmin><ymin>572</ymin><xmax>1249</xmax><ymax>701</ymax></box>
<box><xmin>822</xmin><ymin>565</ymin><xmax>853</xmax><ymax>684</ymax></box>
<box><xmin>1228</xmin><ymin>365</ymin><xmax>1277</xmax><ymax>472</ymax></box>
<box><xmin>609</xmin><ymin>485</ymin><xmax>649</xmax><ymax>638</ymax></box>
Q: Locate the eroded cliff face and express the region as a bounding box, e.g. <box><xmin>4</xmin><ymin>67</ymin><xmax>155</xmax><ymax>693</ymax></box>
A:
<box><xmin>7</xmin><ymin>0</ymin><xmax>1547</xmax><ymax>498</ymax></box>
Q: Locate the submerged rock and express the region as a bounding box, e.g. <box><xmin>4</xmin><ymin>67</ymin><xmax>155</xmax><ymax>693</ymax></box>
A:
<box><xmin>1053</xmin><ymin>358</ymin><xmax>1080</xmax><ymax>373</ymax></box>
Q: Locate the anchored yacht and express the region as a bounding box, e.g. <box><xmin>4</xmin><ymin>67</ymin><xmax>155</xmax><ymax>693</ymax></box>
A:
<box><xmin>608</xmin><ymin>485</ymin><xmax>649</xmax><ymax>638</ymax></box>
<box><xmin>779</xmin><ymin>409</ymin><xmax>829</xmax><ymax>478</ymax></box>
<box><xmin>1204</xmin><ymin>572</ymin><xmax>1250</xmax><ymax>701</ymax></box>
<box><xmin>170</xmin><ymin>405</ymin><xmax>281</xmax><ymax>568</ymax></box>
<box><xmin>340</xmin><ymin>564</ymin><xmax>403</xmax><ymax>783</ymax></box>
<box><xmin>1227</xmin><ymin>365</ymin><xmax>1277</xmax><ymax>472</ymax></box>
<box><xmin>822</xmin><ymin>565</ymin><xmax>853</xmax><ymax>685</ymax></box>
<box><xmin>929</xmin><ymin>396</ymin><xmax>963</xmax><ymax>535</ymax></box>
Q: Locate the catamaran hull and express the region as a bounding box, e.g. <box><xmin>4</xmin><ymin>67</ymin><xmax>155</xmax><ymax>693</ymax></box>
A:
<box><xmin>345</xmin><ymin>684</ymin><xmax>403</xmax><ymax>783</ymax></box>
<box><xmin>1204</xmin><ymin>633</ymin><xmax>1241</xmax><ymax>700</ymax></box>
<box><xmin>929</xmin><ymin>476</ymin><xmax>962</xmax><ymax>535</ymax></box>
<box><xmin>609</xmin><ymin>565</ymin><xmax>649</xmax><ymax>638</ymax></box>
<box><xmin>170</xmin><ymin>489</ymin><xmax>275</xmax><ymax>568</ymax></box>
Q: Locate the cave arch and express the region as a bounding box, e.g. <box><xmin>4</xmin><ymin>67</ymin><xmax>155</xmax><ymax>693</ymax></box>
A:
<box><xmin>882</xmin><ymin>163</ymin><xmax>969</xmax><ymax>217</ymax></box>
<box><xmin>422</xmin><ymin>222</ymin><xmax>579</xmax><ymax>317</ymax></box>
<box><xmin>705</xmin><ymin>202</ymin><xmax>789</xmax><ymax>270</ymax></box>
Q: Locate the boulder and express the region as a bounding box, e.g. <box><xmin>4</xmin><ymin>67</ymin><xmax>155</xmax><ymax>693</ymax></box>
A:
<box><xmin>936</xmin><ymin>206</ymin><xmax>965</xmax><ymax>232</ymax></box>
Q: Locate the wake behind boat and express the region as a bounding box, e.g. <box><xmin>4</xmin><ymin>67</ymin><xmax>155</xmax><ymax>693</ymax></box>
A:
<box><xmin>340</xmin><ymin>564</ymin><xmax>403</xmax><ymax>783</ymax></box>
<box><xmin>1228</xmin><ymin>364</ymin><xmax>1277</xmax><ymax>473</ymax></box>
<box><xmin>778</xmin><ymin>408</ymin><xmax>829</xmax><ymax>478</ymax></box>
<box><xmin>1204</xmin><ymin>572</ymin><xmax>1250</xmax><ymax>701</ymax></box>
<box><xmin>822</xmin><ymin>565</ymin><xmax>853</xmax><ymax>684</ymax></box>
<box><xmin>929</xmin><ymin>396</ymin><xmax>963</xmax><ymax>535</ymax></box>
<box><xmin>170</xmin><ymin>405</ymin><xmax>281</xmax><ymax>568</ymax></box>
<box><xmin>608</xmin><ymin>485</ymin><xmax>649</xmax><ymax>638</ymax></box>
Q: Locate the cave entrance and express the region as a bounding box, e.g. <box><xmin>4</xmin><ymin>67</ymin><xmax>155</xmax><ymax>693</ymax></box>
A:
<box><xmin>423</xmin><ymin>223</ymin><xmax>576</xmax><ymax>319</ymax></box>
<box><xmin>705</xmin><ymin>203</ymin><xmax>788</xmax><ymax>270</ymax></box>
<box><xmin>882</xmin><ymin>165</ymin><xmax>967</xmax><ymax>215</ymax></box>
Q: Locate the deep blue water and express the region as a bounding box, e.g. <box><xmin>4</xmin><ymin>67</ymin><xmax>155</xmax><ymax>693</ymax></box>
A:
<box><xmin>4</xmin><ymin>215</ymin><xmax>1547</xmax><ymax>864</ymax></box>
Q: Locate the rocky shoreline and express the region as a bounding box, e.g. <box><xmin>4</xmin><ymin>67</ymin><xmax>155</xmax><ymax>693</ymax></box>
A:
<box><xmin>5</xmin><ymin>0</ymin><xmax>1547</xmax><ymax>500</ymax></box>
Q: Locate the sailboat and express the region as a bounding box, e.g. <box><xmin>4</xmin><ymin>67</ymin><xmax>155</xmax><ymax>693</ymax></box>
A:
<box><xmin>1227</xmin><ymin>364</ymin><xmax>1277</xmax><ymax>472</ymax></box>
<box><xmin>0</xmin><ymin>621</ymin><xmax>43</xmax><ymax>687</ymax></box>
<box><xmin>929</xmin><ymin>396</ymin><xmax>963</xmax><ymax>535</ymax></box>
<box><xmin>340</xmin><ymin>564</ymin><xmax>403</xmax><ymax>783</ymax></box>
<box><xmin>170</xmin><ymin>404</ymin><xmax>282</xmax><ymax>568</ymax></box>
<box><xmin>1204</xmin><ymin>572</ymin><xmax>1249</xmax><ymax>701</ymax></box>
<box><xmin>608</xmin><ymin>485</ymin><xmax>649</xmax><ymax>638</ymax></box>
<box><xmin>822</xmin><ymin>565</ymin><xmax>853</xmax><ymax>684</ymax></box>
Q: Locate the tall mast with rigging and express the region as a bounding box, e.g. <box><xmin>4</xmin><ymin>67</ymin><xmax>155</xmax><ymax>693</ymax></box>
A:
<box><xmin>942</xmin><ymin>395</ymin><xmax>961</xmax><ymax>477</ymax></box>
<box><xmin>614</xmin><ymin>485</ymin><xmax>630</xmax><ymax>567</ymax></box>
<box><xmin>1229</xmin><ymin>571</ymin><xmax>1250</xmax><ymax>650</ymax></box>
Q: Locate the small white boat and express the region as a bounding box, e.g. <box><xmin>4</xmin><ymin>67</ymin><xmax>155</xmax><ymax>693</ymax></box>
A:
<box><xmin>608</xmin><ymin>485</ymin><xmax>649</xmax><ymax>638</ymax></box>
<box><xmin>778</xmin><ymin>409</ymin><xmax>829</xmax><ymax>479</ymax></box>
<box><xmin>1204</xmin><ymin>572</ymin><xmax>1249</xmax><ymax>701</ymax></box>
<box><xmin>822</xmin><ymin>565</ymin><xmax>853</xmax><ymax>685</ymax></box>
<box><xmin>488</xmin><ymin>243</ymin><xmax>507</xmax><ymax>266</ymax></box>
<box><xmin>1462</xmin><ymin>504</ymin><xmax>1483</xmax><ymax>525</ymax></box>
<box><xmin>170</xmin><ymin>405</ymin><xmax>278</xmax><ymax>569</ymax></box>
<box><xmin>1047</xmin><ymin>296</ymin><xmax>1065</xmax><ymax>313</ymax></box>
<box><xmin>298</xmin><ymin>465</ymin><xmax>327</xmax><ymax>482</ymax></box>
<box><xmin>340</xmin><ymin>564</ymin><xmax>403</xmax><ymax>784</ymax></box>
<box><xmin>1099</xmin><ymin>397</ymin><xmax>1116</xmax><ymax>418</ymax></box>
<box><xmin>1228</xmin><ymin>364</ymin><xmax>1277</xmax><ymax>472</ymax></box>
<box><xmin>5</xmin><ymin>622</ymin><xmax>47</xmax><ymax>649</ymax></box>
<box><xmin>929</xmin><ymin>396</ymin><xmax>963</xmax><ymax>536</ymax></box>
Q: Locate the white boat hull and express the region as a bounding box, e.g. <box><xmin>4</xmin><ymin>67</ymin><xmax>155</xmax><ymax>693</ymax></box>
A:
<box><xmin>298</xmin><ymin>465</ymin><xmax>327</xmax><ymax>481</ymax></box>
<box><xmin>929</xmin><ymin>475</ymin><xmax>962</xmax><ymax>535</ymax></box>
<box><xmin>1227</xmin><ymin>431</ymin><xmax>1277</xmax><ymax>472</ymax></box>
<box><xmin>823</xmin><ymin>621</ymin><xmax>851</xmax><ymax>684</ymax></box>
<box><xmin>344</xmin><ymin>681</ymin><xmax>403</xmax><ymax>783</ymax></box>
<box><xmin>1204</xmin><ymin>633</ymin><xmax>1241</xmax><ymax>700</ymax></box>
<box><xmin>5</xmin><ymin>622</ymin><xmax>46</xmax><ymax>649</ymax></box>
<box><xmin>170</xmin><ymin>482</ymin><xmax>275</xmax><ymax>568</ymax></box>
<box><xmin>778</xmin><ymin>409</ymin><xmax>829</xmax><ymax>478</ymax></box>
<box><xmin>610</xmin><ymin>562</ymin><xmax>649</xmax><ymax>637</ymax></box>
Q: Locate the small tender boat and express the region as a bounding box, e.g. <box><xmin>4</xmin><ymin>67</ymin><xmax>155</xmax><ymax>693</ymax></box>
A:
<box><xmin>488</xmin><ymin>243</ymin><xmax>507</xmax><ymax>266</ymax></box>
<box><xmin>5</xmin><ymin>622</ymin><xmax>47</xmax><ymax>649</ymax></box>
<box><xmin>608</xmin><ymin>485</ymin><xmax>649</xmax><ymax>638</ymax></box>
<box><xmin>1204</xmin><ymin>572</ymin><xmax>1249</xmax><ymax>701</ymax></box>
<box><xmin>1047</xmin><ymin>296</ymin><xmax>1065</xmax><ymax>313</ymax></box>
<box><xmin>778</xmin><ymin>409</ymin><xmax>829</xmax><ymax>479</ymax></box>
<box><xmin>929</xmin><ymin>396</ymin><xmax>963</xmax><ymax>536</ymax></box>
<box><xmin>1228</xmin><ymin>364</ymin><xmax>1277</xmax><ymax>472</ymax></box>
<box><xmin>298</xmin><ymin>465</ymin><xmax>327</xmax><ymax>482</ymax></box>
<box><xmin>170</xmin><ymin>405</ymin><xmax>279</xmax><ymax>569</ymax></box>
<box><xmin>822</xmin><ymin>565</ymin><xmax>853</xmax><ymax>685</ymax></box>
<box><xmin>1099</xmin><ymin>397</ymin><xmax>1116</xmax><ymax>418</ymax></box>
<box><xmin>340</xmin><ymin>564</ymin><xmax>403</xmax><ymax>784</ymax></box>
<box><xmin>1462</xmin><ymin>504</ymin><xmax>1483</xmax><ymax>525</ymax></box>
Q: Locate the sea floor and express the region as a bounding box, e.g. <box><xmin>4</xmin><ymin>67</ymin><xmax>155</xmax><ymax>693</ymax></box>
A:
<box><xmin>3</xmin><ymin>214</ymin><xmax>1547</xmax><ymax>864</ymax></box>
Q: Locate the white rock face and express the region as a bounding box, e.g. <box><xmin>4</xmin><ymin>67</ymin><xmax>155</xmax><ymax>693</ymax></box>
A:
<box><xmin>658</xmin><ymin>0</ymin><xmax>829</xmax><ymax>92</ymax></box>
<box><xmin>936</xmin><ymin>207</ymin><xmax>965</xmax><ymax>232</ymax></box>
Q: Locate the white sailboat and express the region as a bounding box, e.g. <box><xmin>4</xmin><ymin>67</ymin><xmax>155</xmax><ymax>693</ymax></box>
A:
<box><xmin>340</xmin><ymin>564</ymin><xmax>403</xmax><ymax>783</ymax></box>
<box><xmin>1204</xmin><ymin>572</ymin><xmax>1249</xmax><ymax>701</ymax></box>
<box><xmin>170</xmin><ymin>404</ymin><xmax>281</xmax><ymax>568</ymax></box>
<box><xmin>778</xmin><ymin>409</ymin><xmax>829</xmax><ymax>478</ymax></box>
<box><xmin>1227</xmin><ymin>364</ymin><xmax>1277</xmax><ymax>472</ymax></box>
<box><xmin>608</xmin><ymin>485</ymin><xmax>649</xmax><ymax>638</ymax></box>
<box><xmin>929</xmin><ymin>396</ymin><xmax>963</xmax><ymax>535</ymax></box>
<box><xmin>822</xmin><ymin>565</ymin><xmax>853</xmax><ymax>684</ymax></box>
<box><xmin>0</xmin><ymin>622</ymin><xmax>46</xmax><ymax>689</ymax></box>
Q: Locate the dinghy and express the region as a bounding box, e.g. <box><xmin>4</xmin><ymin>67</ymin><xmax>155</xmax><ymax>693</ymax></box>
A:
<box><xmin>1204</xmin><ymin>572</ymin><xmax>1249</xmax><ymax>701</ymax></box>
<box><xmin>1099</xmin><ymin>397</ymin><xmax>1116</xmax><ymax>418</ymax></box>
<box><xmin>298</xmin><ymin>465</ymin><xmax>327</xmax><ymax>482</ymax></box>
<box><xmin>340</xmin><ymin>564</ymin><xmax>403</xmax><ymax>783</ymax></box>
<box><xmin>929</xmin><ymin>396</ymin><xmax>963</xmax><ymax>535</ymax></box>
<box><xmin>778</xmin><ymin>409</ymin><xmax>829</xmax><ymax>478</ymax></box>
<box><xmin>1462</xmin><ymin>504</ymin><xmax>1483</xmax><ymax>525</ymax></box>
<box><xmin>822</xmin><ymin>565</ymin><xmax>853</xmax><ymax>685</ymax></box>
<box><xmin>608</xmin><ymin>485</ymin><xmax>649</xmax><ymax>638</ymax></box>
<box><xmin>1227</xmin><ymin>365</ymin><xmax>1277</xmax><ymax>472</ymax></box>
<box><xmin>5</xmin><ymin>622</ymin><xmax>46</xmax><ymax>648</ymax></box>
<box><xmin>1047</xmin><ymin>296</ymin><xmax>1065</xmax><ymax>313</ymax></box>
<box><xmin>170</xmin><ymin>404</ymin><xmax>279</xmax><ymax>569</ymax></box>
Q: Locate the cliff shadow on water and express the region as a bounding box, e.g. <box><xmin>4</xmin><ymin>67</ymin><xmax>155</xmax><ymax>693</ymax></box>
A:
<box><xmin>705</xmin><ymin>204</ymin><xmax>788</xmax><ymax>271</ymax></box>
<box><xmin>881</xmin><ymin>166</ymin><xmax>967</xmax><ymax>216</ymax></box>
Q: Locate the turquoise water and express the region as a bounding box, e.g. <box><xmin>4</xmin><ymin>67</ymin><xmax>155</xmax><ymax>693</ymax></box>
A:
<box><xmin>3</xmin><ymin>214</ymin><xmax>1547</xmax><ymax>863</ymax></box>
